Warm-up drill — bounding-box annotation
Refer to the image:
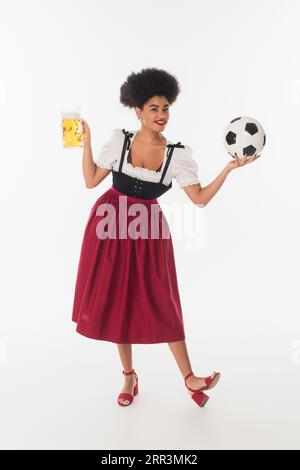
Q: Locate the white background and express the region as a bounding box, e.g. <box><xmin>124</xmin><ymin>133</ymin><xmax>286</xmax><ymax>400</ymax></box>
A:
<box><xmin>0</xmin><ymin>0</ymin><xmax>299</xmax><ymax>450</ymax></box>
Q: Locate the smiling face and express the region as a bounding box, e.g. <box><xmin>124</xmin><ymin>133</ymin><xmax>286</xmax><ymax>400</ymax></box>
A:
<box><xmin>135</xmin><ymin>95</ymin><xmax>170</xmax><ymax>132</ymax></box>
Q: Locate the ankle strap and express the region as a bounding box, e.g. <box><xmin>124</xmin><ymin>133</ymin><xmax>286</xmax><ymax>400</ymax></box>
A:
<box><xmin>184</xmin><ymin>371</ymin><xmax>194</xmax><ymax>381</ymax></box>
<box><xmin>122</xmin><ymin>369</ymin><xmax>135</xmax><ymax>376</ymax></box>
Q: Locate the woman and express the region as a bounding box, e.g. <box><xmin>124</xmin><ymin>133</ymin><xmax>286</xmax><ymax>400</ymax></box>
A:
<box><xmin>71</xmin><ymin>67</ymin><xmax>259</xmax><ymax>408</ymax></box>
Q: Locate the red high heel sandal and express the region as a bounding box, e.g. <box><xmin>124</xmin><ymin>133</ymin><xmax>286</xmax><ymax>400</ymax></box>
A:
<box><xmin>184</xmin><ymin>371</ymin><xmax>221</xmax><ymax>407</ymax></box>
<box><xmin>117</xmin><ymin>369</ymin><xmax>139</xmax><ymax>407</ymax></box>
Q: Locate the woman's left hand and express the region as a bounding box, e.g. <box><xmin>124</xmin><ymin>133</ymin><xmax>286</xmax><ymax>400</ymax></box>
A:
<box><xmin>225</xmin><ymin>153</ymin><xmax>260</xmax><ymax>172</ymax></box>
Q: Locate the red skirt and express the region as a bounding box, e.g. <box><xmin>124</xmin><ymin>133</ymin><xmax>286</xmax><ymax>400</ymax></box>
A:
<box><xmin>71</xmin><ymin>185</ymin><xmax>185</xmax><ymax>344</ymax></box>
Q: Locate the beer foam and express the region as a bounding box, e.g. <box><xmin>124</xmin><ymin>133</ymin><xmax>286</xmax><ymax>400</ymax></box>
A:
<box><xmin>62</xmin><ymin>112</ymin><xmax>80</xmax><ymax>119</ymax></box>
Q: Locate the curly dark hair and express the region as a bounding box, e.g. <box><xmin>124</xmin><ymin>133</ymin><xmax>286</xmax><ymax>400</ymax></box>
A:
<box><xmin>119</xmin><ymin>67</ymin><xmax>180</xmax><ymax>109</ymax></box>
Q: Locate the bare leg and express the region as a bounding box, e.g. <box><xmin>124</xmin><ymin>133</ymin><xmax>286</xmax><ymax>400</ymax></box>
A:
<box><xmin>117</xmin><ymin>344</ymin><xmax>137</xmax><ymax>405</ymax></box>
<box><xmin>167</xmin><ymin>340</ymin><xmax>207</xmax><ymax>390</ymax></box>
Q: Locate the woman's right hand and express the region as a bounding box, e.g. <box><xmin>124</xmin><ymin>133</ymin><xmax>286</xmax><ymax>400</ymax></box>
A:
<box><xmin>81</xmin><ymin>118</ymin><xmax>91</xmax><ymax>146</ymax></box>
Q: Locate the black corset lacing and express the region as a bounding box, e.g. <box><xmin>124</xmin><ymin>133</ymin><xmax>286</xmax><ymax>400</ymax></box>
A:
<box><xmin>111</xmin><ymin>128</ymin><xmax>185</xmax><ymax>200</ymax></box>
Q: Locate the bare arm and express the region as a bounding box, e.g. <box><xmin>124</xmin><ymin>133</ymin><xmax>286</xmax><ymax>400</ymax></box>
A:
<box><xmin>82</xmin><ymin>141</ymin><xmax>111</xmax><ymax>188</ymax></box>
<box><xmin>81</xmin><ymin>119</ymin><xmax>111</xmax><ymax>188</ymax></box>
<box><xmin>183</xmin><ymin>154</ymin><xmax>259</xmax><ymax>206</ymax></box>
<box><xmin>183</xmin><ymin>166</ymin><xmax>231</xmax><ymax>206</ymax></box>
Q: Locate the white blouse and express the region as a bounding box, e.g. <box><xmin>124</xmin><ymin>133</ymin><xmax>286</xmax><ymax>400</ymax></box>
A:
<box><xmin>95</xmin><ymin>128</ymin><xmax>201</xmax><ymax>188</ymax></box>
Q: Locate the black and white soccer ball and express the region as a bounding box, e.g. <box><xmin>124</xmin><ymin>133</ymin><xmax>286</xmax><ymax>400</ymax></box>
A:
<box><xmin>224</xmin><ymin>116</ymin><xmax>266</xmax><ymax>159</ymax></box>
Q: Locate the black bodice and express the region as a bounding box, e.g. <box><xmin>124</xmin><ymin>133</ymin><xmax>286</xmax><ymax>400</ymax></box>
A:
<box><xmin>112</xmin><ymin>129</ymin><xmax>185</xmax><ymax>200</ymax></box>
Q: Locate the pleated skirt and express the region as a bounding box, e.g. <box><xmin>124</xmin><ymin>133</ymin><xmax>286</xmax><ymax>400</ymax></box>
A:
<box><xmin>71</xmin><ymin>185</ymin><xmax>185</xmax><ymax>344</ymax></box>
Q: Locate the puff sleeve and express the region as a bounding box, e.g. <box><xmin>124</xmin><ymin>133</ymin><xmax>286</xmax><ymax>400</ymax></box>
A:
<box><xmin>172</xmin><ymin>144</ymin><xmax>201</xmax><ymax>188</ymax></box>
<box><xmin>94</xmin><ymin>128</ymin><xmax>123</xmax><ymax>169</ymax></box>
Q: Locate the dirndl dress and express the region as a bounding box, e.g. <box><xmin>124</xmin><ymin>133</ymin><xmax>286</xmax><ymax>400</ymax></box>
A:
<box><xmin>71</xmin><ymin>128</ymin><xmax>191</xmax><ymax>344</ymax></box>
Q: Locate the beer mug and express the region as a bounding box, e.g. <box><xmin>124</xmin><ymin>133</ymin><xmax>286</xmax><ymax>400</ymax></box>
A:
<box><xmin>61</xmin><ymin>106</ymin><xmax>83</xmax><ymax>148</ymax></box>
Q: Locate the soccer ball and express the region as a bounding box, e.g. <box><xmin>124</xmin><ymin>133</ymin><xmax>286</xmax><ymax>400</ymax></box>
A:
<box><xmin>224</xmin><ymin>116</ymin><xmax>266</xmax><ymax>159</ymax></box>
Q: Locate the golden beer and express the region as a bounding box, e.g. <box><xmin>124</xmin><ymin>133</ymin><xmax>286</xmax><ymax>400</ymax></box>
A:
<box><xmin>62</xmin><ymin>111</ymin><xmax>83</xmax><ymax>148</ymax></box>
